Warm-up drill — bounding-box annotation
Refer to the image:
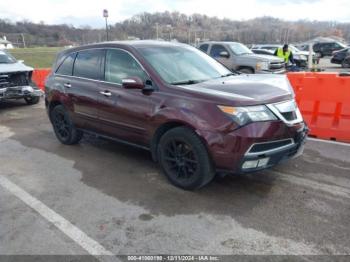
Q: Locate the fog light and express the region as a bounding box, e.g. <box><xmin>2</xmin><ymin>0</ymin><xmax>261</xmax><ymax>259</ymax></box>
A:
<box><xmin>242</xmin><ymin>160</ymin><xmax>258</xmax><ymax>169</ymax></box>
<box><xmin>257</xmin><ymin>157</ymin><xmax>270</xmax><ymax>167</ymax></box>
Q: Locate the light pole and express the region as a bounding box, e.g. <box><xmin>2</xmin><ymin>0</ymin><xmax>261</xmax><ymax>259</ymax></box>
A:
<box><xmin>103</xmin><ymin>9</ymin><xmax>109</xmax><ymax>41</ymax></box>
<box><xmin>166</xmin><ymin>24</ymin><xmax>172</xmax><ymax>41</ymax></box>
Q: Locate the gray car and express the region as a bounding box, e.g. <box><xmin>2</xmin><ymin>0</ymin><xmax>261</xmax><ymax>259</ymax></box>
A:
<box><xmin>198</xmin><ymin>42</ymin><xmax>285</xmax><ymax>74</ymax></box>
<box><xmin>0</xmin><ymin>50</ymin><xmax>42</xmax><ymax>104</ymax></box>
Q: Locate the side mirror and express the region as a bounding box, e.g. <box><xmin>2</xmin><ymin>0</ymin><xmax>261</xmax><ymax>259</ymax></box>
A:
<box><xmin>122</xmin><ymin>77</ymin><xmax>145</xmax><ymax>89</ymax></box>
<box><xmin>219</xmin><ymin>51</ymin><xmax>230</xmax><ymax>58</ymax></box>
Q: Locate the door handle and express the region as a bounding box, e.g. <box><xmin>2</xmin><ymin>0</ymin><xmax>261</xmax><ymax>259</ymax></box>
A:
<box><xmin>99</xmin><ymin>91</ymin><xmax>112</xmax><ymax>97</ymax></box>
<box><xmin>64</xmin><ymin>83</ymin><xmax>71</xmax><ymax>88</ymax></box>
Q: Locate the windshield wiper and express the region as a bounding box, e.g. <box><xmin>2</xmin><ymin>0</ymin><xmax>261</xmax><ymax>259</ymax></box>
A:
<box><xmin>220</xmin><ymin>73</ymin><xmax>236</xmax><ymax>77</ymax></box>
<box><xmin>170</xmin><ymin>80</ymin><xmax>203</xmax><ymax>85</ymax></box>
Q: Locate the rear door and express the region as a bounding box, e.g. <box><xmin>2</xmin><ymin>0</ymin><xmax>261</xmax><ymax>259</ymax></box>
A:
<box><xmin>96</xmin><ymin>48</ymin><xmax>152</xmax><ymax>145</ymax></box>
<box><xmin>199</xmin><ymin>44</ymin><xmax>209</xmax><ymax>53</ymax></box>
<box><xmin>66</xmin><ymin>49</ymin><xmax>104</xmax><ymax>130</ymax></box>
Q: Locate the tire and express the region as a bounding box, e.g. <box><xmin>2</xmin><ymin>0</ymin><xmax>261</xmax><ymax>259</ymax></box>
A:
<box><xmin>157</xmin><ymin>127</ymin><xmax>215</xmax><ymax>190</ymax></box>
<box><xmin>50</xmin><ymin>105</ymin><xmax>83</xmax><ymax>145</ymax></box>
<box><xmin>341</xmin><ymin>59</ymin><xmax>350</xmax><ymax>68</ymax></box>
<box><xmin>317</xmin><ymin>52</ymin><xmax>323</xmax><ymax>58</ymax></box>
<box><xmin>238</xmin><ymin>68</ymin><xmax>254</xmax><ymax>74</ymax></box>
<box><xmin>24</xmin><ymin>96</ymin><xmax>40</xmax><ymax>105</ymax></box>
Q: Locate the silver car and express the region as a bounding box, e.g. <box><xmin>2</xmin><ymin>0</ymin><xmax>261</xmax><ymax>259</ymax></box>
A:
<box><xmin>0</xmin><ymin>50</ymin><xmax>42</xmax><ymax>104</ymax></box>
<box><xmin>199</xmin><ymin>41</ymin><xmax>285</xmax><ymax>74</ymax></box>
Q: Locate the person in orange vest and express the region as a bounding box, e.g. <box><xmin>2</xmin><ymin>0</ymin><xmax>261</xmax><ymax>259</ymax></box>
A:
<box><xmin>274</xmin><ymin>44</ymin><xmax>295</xmax><ymax>65</ymax></box>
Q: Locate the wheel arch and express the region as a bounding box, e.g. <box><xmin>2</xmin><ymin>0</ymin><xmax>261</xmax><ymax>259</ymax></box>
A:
<box><xmin>236</xmin><ymin>66</ymin><xmax>255</xmax><ymax>73</ymax></box>
<box><xmin>150</xmin><ymin>120</ymin><xmax>209</xmax><ymax>162</ymax></box>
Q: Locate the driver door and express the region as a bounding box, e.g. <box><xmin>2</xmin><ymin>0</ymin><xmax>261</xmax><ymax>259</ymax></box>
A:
<box><xmin>209</xmin><ymin>44</ymin><xmax>233</xmax><ymax>69</ymax></box>
<box><xmin>96</xmin><ymin>48</ymin><xmax>152</xmax><ymax>146</ymax></box>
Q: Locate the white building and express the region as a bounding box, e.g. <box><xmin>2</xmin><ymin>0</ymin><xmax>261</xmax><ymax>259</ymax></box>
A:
<box><xmin>0</xmin><ymin>36</ymin><xmax>14</xmax><ymax>49</ymax></box>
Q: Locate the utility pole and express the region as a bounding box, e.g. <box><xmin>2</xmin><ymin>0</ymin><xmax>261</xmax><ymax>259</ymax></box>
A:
<box><xmin>155</xmin><ymin>22</ymin><xmax>159</xmax><ymax>40</ymax></box>
<box><xmin>166</xmin><ymin>24</ymin><xmax>172</xmax><ymax>41</ymax></box>
<box><xmin>103</xmin><ymin>9</ymin><xmax>109</xmax><ymax>41</ymax></box>
<box><xmin>20</xmin><ymin>33</ymin><xmax>26</xmax><ymax>48</ymax></box>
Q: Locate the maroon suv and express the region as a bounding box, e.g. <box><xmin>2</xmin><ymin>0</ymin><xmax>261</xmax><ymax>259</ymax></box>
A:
<box><xmin>45</xmin><ymin>41</ymin><xmax>308</xmax><ymax>190</ymax></box>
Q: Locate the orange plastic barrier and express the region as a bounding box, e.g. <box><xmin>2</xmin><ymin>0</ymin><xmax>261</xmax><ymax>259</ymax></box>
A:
<box><xmin>32</xmin><ymin>69</ymin><xmax>51</xmax><ymax>91</ymax></box>
<box><xmin>287</xmin><ymin>72</ymin><xmax>350</xmax><ymax>143</ymax></box>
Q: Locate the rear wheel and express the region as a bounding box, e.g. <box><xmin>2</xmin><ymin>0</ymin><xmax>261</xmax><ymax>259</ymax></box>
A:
<box><xmin>157</xmin><ymin>127</ymin><xmax>215</xmax><ymax>190</ymax></box>
<box><xmin>316</xmin><ymin>52</ymin><xmax>323</xmax><ymax>58</ymax></box>
<box><xmin>24</xmin><ymin>96</ymin><xmax>40</xmax><ymax>105</ymax></box>
<box><xmin>50</xmin><ymin>105</ymin><xmax>83</xmax><ymax>145</ymax></box>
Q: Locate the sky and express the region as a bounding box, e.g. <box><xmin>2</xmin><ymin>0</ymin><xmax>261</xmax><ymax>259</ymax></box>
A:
<box><xmin>0</xmin><ymin>0</ymin><xmax>349</xmax><ymax>28</ymax></box>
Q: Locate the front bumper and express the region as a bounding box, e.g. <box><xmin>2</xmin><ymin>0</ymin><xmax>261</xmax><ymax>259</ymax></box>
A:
<box><xmin>0</xmin><ymin>86</ymin><xmax>43</xmax><ymax>101</ymax></box>
<box><xmin>237</xmin><ymin>124</ymin><xmax>308</xmax><ymax>174</ymax></box>
<box><xmin>204</xmin><ymin>120</ymin><xmax>308</xmax><ymax>174</ymax></box>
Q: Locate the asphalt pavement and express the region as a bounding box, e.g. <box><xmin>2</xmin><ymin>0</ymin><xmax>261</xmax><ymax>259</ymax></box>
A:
<box><xmin>0</xmin><ymin>99</ymin><xmax>349</xmax><ymax>261</ymax></box>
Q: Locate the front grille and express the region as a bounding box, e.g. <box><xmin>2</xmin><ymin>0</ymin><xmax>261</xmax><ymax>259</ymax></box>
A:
<box><xmin>269</xmin><ymin>62</ymin><xmax>284</xmax><ymax>70</ymax></box>
<box><xmin>0</xmin><ymin>75</ymin><xmax>9</xmax><ymax>87</ymax></box>
<box><xmin>281</xmin><ymin>111</ymin><xmax>297</xmax><ymax>121</ymax></box>
<box><xmin>248</xmin><ymin>139</ymin><xmax>294</xmax><ymax>154</ymax></box>
<box><xmin>0</xmin><ymin>72</ymin><xmax>29</xmax><ymax>88</ymax></box>
<box><xmin>267</xmin><ymin>100</ymin><xmax>303</xmax><ymax>125</ymax></box>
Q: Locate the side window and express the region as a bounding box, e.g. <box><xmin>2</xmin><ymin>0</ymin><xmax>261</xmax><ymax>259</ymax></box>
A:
<box><xmin>199</xmin><ymin>44</ymin><xmax>209</xmax><ymax>53</ymax></box>
<box><xmin>73</xmin><ymin>49</ymin><xmax>104</xmax><ymax>80</ymax></box>
<box><xmin>105</xmin><ymin>49</ymin><xmax>147</xmax><ymax>85</ymax></box>
<box><xmin>333</xmin><ymin>43</ymin><xmax>342</xmax><ymax>49</ymax></box>
<box><xmin>210</xmin><ymin>45</ymin><xmax>229</xmax><ymax>58</ymax></box>
<box><xmin>56</xmin><ymin>53</ymin><xmax>76</xmax><ymax>76</ymax></box>
<box><xmin>324</xmin><ymin>43</ymin><xmax>332</xmax><ymax>49</ymax></box>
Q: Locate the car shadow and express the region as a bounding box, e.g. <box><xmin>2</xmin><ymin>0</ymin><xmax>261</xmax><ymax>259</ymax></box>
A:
<box><xmin>0</xmin><ymin>99</ymin><xmax>28</xmax><ymax>110</ymax></box>
<box><xmin>4</xmin><ymin>104</ymin><xmax>279</xmax><ymax>219</ymax></box>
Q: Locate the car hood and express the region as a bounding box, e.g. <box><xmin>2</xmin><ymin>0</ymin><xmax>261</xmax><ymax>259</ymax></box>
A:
<box><xmin>239</xmin><ymin>53</ymin><xmax>283</xmax><ymax>63</ymax></box>
<box><xmin>177</xmin><ymin>74</ymin><xmax>294</xmax><ymax>106</ymax></box>
<box><xmin>295</xmin><ymin>51</ymin><xmax>315</xmax><ymax>56</ymax></box>
<box><xmin>0</xmin><ymin>62</ymin><xmax>33</xmax><ymax>74</ymax></box>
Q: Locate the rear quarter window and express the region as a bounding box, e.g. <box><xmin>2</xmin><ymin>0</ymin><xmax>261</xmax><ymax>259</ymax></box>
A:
<box><xmin>73</xmin><ymin>49</ymin><xmax>104</xmax><ymax>80</ymax></box>
<box><xmin>56</xmin><ymin>53</ymin><xmax>76</xmax><ymax>76</ymax></box>
<box><xmin>199</xmin><ymin>44</ymin><xmax>209</xmax><ymax>53</ymax></box>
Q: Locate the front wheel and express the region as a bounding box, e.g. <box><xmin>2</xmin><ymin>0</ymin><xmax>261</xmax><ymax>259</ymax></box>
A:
<box><xmin>157</xmin><ymin>127</ymin><xmax>215</xmax><ymax>190</ymax></box>
<box><xmin>24</xmin><ymin>96</ymin><xmax>40</xmax><ymax>105</ymax></box>
<box><xmin>238</xmin><ymin>68</ymin><xmax>254</xmax><ymax>74</ymax></box>
<box><xmin>50</xmin><ymin>105</ymin><xmax>83</xmax><ymax>145</ymax></box>
<box><xmin>341</xmin><ymin>59</ymin><xmax>350</xmax><ymax>68</ymax></box>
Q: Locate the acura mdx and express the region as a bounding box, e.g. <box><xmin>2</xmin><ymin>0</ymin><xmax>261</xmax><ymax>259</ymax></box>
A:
<box><xmin>45</xmin><ymin>41</ymin><xmax>308</xmax><ymax>190</ymax></box>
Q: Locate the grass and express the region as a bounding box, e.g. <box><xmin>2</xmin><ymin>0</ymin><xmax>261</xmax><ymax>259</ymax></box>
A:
<box><xmin>9</xmin><ymin>47</ymin><xmax>64</xmax><ymax>68</ymax></box>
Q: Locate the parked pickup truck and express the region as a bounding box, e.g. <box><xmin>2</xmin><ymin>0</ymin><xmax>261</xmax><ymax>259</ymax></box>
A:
<box><xmin>198</xmin><ymin>41</ymin><xmax>286</xmax><ymax>74</ymax></box>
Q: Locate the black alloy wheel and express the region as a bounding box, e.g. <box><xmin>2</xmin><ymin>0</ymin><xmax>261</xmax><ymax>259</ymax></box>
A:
<box><xmin>158</xmin><ymin>127</ymin><xmax>215</xmax><ymax>190</ymax></box>
<box><xmin>50</xmin><ymin>105</ymin><xmax>83</xmax><ymax>145</ymax></box>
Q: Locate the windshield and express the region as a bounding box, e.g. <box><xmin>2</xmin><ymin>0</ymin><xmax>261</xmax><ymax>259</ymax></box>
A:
<box><xmin>137</xmin><ymin>45</ymin><xmax>232</xmax><ymax>85</ymax></box>
<box><xmin>0</xmin><ymin>52</ymin><xmax>17</xmax><ymax>64</ymax></box>
<box><xmin>228</xmin><ymin>43</ymin><xmax>252</xmax><ymax>55</ymax></box>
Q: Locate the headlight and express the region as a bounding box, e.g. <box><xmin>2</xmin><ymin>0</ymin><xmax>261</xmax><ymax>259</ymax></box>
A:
<box><xmin>256</xmin><ymin>61</ymin><xmax>269</xmax><ymax>71</ymax></box>
<box><xmin>300</xmin><ymin>55</ymin><xmax>307</xmax><ymax>60</ymax></box>
<box><xmin>218</xmin><ymin>105</ymin><xmax>277</xmax><ymax>126</ymax></box>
